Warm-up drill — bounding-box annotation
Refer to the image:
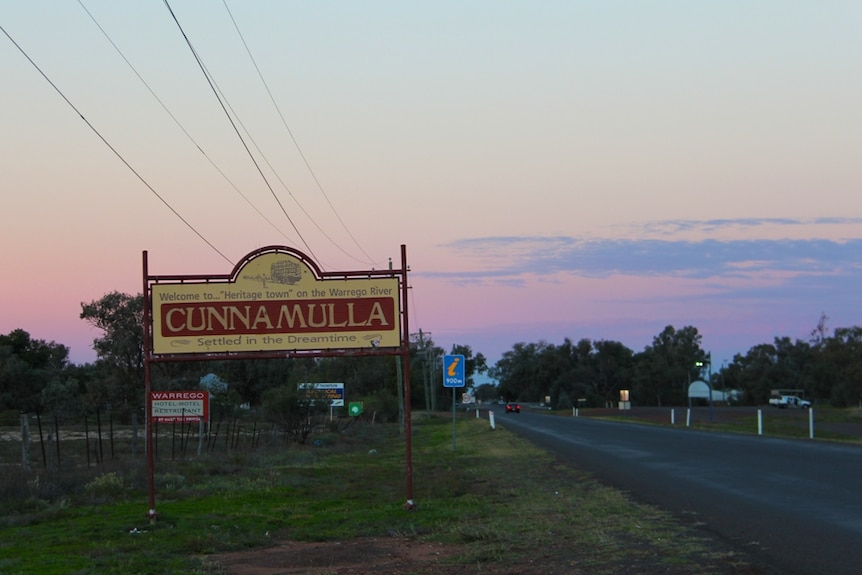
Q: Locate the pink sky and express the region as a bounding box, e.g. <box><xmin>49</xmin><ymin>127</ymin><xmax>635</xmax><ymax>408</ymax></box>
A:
<box><xmin>2</xmin><ymin>2</ymin><xmax>860</xmax><ymax>368</ymax></box>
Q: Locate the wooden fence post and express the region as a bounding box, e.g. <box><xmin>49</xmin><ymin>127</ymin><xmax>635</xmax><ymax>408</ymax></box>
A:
<box><xmin>21</xmin><ymin>413</ymin><xmax>31</xmax><ymax>470</ymax></box>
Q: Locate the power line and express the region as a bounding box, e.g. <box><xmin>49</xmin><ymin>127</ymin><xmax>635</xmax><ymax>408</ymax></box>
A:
<box><xmin>0</xmin><ymin>22</ymin><xmax>232</xmax><ymax>265</ymax></box>
<box><xmin>222</xmin><ymin>0</ymin><xmax>379</xmax><ymax>268</ymax></box>
<box><xmin>75</xmin><ymin>0</ymin><xmax>297</xmax><ymax>247</ymax></box>
<box><xmin>202</xmin><ymin>67</ymin><xmax>353</xmax><ymax>268</ymax></box>
<box><xmin>161</xmin><ymin>0</ymin><xmax>321</xmax><ymax>263</ymax></box>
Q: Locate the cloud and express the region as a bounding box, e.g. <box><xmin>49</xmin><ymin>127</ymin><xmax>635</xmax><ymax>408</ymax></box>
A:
<box><xmin>630</xmin><ymin>217</ymin><xmax>862</xmax><ymax>242</ymax></box>
<box><xmin>417</xmin><ymin>217</ymin><xmax>862</xmax><ymax>366</ymax></box>
<box><xmin>432</xmin><ymin>218</ymin><xmax>862</xmax><ymax>282</ymax></box>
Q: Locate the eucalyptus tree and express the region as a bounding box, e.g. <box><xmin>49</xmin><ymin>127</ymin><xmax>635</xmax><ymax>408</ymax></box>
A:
<box><xmin>773</xmin><ymin>336</ymin><xmax>816</xmax><ymax>395</ymax></box>
<box><xmin>80</xmin><ymin>292</ymin><xmax>144</xmax><ymax>416</ymax></box>
<box><xmin>569</xmin><ymin>338</ymin><xmax>599</xmax><ymax>405</ymax></box>
<box><xmin>733</xmin><ymin>343</ymin><xmax>781</xmax><ymax>404</ymax></box>
<box><xmin>208</xmin><ymin>357</ymin><xmax>313</xmax><ymax>407</ymax></box>
<box><xmin>728</xmin><ymin>336</ymin><xmax>816</xmax><ymax>405</ymax></box>
<box><xmin>820</xmin><ymin>327</ymin><xmax>862</xmax><ymax>406</ymax></box>
<box><xmin>536</xmin><ymin>339</ymin><xmax>568</xmax><ymax>409</ymax></box>
<box><xmin>540</xmin><ymin>338</ymin><xmax>594</xmax><ymax>409</ymax></box>
<box><xmin>492</xmin><ymin>341</ymin><xmax>544</xmax><ymax>401</ymax></box>
<box><xmin>633</xmin><ymin>325</ymin><xmax>705</xmax><ymax>406</ymax></box>
<box><xmin>309</xmin><ymin>355</ymin><xmax>397</xmax><ymax>398</ymax></box>
<box><xmin>593</xmin><ymin>339</ymin><xmax>635</xmax><ymax>407</ymax></box>
<box><xmin>0</xmin><ymin>329</ymin><xmax>70</xmax><ymax>413</ymax></box>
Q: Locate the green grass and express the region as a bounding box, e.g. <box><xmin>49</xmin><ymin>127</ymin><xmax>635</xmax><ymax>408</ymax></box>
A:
<box><xmin>706</xmin><ymin>408</ymin><xmax>861</xmax><ymax>442</ymax></box>
<box><xmin>570</xmin><ymin>405</ymin><xmax>862</xmax><ymax>443</ymax></box>
<box><xmin>0</xmin><ymin>415</ymin><xmax>759</xmax><ymax>574</ymax></box>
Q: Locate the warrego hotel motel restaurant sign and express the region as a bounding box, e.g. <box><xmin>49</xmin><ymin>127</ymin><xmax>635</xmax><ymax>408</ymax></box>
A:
<box><xmin>150</xmin><ymin>249</ymin><xmax>401</xmax><ymax>355</ymax></box>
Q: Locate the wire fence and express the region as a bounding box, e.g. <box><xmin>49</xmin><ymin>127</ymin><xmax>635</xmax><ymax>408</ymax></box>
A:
<box><xmin>0</xmin><ymin>411</ymin><xmax>331</xmax><ymax>471</ymax></box>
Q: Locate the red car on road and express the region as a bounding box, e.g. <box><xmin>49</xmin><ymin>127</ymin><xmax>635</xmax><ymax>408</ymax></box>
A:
<box><xmin>506</xmin><ymin>402</ymin><xmax>521</xmax><ymax>413</ymax></box>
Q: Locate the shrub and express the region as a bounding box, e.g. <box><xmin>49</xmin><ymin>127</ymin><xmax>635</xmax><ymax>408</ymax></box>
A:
<box><xmin>84</xmin><ymin>472</ymin><xmax>126</xmax><ymax>499</ymax></box>
<box><xmin>555</xmin><ymin>391</ymin><xmax>573</xmax><ymax>411</ymax></box>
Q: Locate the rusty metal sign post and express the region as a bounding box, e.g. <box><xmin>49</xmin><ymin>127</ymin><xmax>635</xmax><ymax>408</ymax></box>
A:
<box><xmin>142</xmin><ymin>245</ymin><xmax>413</xmax><ymax>521</ymax></box>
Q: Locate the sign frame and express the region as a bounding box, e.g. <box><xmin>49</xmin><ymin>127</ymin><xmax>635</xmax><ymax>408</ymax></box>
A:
<box><xmin>142</xmin><ymin>245</ymin><xmax>414</xmax><ymax>520</ymax></box>
<box><xmin>148</xmin><ymin>246</ymin><xmax>400</xmax><ymax>357</ymax></box>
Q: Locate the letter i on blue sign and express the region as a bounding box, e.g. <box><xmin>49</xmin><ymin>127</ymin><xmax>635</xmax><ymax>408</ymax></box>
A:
<box><xmin>443</xmin><ymin>354</ymin><xmax>466</xmax><ymax>387</ymax></box>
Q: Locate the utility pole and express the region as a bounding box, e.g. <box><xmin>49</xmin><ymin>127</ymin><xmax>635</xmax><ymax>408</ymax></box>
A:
<box><xmin>413</xmin><ymin>329</ymin><xmax>434</xmax><ymax>415</ymax></box>
<box><xmin>429</xmin><ymin>345</ymin><xmax>437</xmax><ymax>412</ymax></box>
<box><xmin>419</xmin><ymin>330</ymin><xmax>430</xmax><ymax>414</ymax></box>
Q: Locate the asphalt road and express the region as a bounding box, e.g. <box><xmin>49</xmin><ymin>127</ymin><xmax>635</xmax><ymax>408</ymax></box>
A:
<box><xmin>492</xmin><ymin>407</ymin><xmax>862</xmax><ymax>575</ymax></box>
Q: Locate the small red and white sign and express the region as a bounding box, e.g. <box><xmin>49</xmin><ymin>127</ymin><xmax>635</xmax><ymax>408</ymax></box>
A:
<box><xmin>150</xmin><ymin>391</ymin><xmax>209</xmax><ymax>423</ymax></box>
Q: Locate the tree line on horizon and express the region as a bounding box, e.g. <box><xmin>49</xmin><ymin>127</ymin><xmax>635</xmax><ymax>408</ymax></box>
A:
<box><xmin>1</xmin><ymin>292</ymin><xmax>860</xmax><ymax>422</ymax></box>
<box><xmin>488</xmin><ymin>317</ymin><xmax>862</xmax><ymax>409</ymax></box>
<box><xmin>0</xmin><ymin>292</ymin><xmax>486</xmax><ymax>425</ymax></box>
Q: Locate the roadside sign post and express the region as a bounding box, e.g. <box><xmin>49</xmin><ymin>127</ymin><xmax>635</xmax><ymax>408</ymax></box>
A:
<box><xmin>443</xmin><ymin>354</ymin><xmax>466</xmax><ymax>450</ymax></box>
<box><xmin>143</xmin><ymin>244</ymin><xmax>414</xmax><ymax>518</ymax></box>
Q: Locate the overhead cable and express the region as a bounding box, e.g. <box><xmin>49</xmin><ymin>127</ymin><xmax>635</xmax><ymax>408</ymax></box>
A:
<box><xmin>0</xmin><ymin>23</ymin><xmax>232</xmax><ymax>265</ymax></box>
<box><xmin>161</xmin><ymin>0</ymin><xmax>320</xmax><ymax>263</ymax></box>
<box><xmin>222</xmin><ymin>0</ymin><xmax>379</xmax><ymax>267</ymax></box>
<box><xmin>203</xmin><ymin>69</ymin><xmax>353</xmax><ymax>269</ymax></box>
<box><xmin>76</xmin><ymin>0</ymin><xmax>298</xmax><ymax>247</ymax></box>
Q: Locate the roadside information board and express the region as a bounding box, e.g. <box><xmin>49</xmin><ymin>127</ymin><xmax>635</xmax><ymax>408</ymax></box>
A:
<box><xmin>298</xmin><ymin>382</ymin><xmax>345</xmax><ymax>406</ymax></box>
<box><xmin>443</xmin><ymin>354</ymin><xmax>466</xmax><ymax>388</ymax></box>
<box><xmin>150</xmin><ymin>391</ymin><xmax>209</xmax><ymax>423</ymax></box>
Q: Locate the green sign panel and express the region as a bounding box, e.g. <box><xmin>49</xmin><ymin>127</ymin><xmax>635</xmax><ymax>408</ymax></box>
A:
<box><xmin>348</xmin><ymin>402</ymin><xmax>363</xmax><ymax>416</ymax></box>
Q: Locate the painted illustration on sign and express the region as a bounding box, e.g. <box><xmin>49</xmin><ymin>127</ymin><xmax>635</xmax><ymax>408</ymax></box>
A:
<box><xmin>150</xmin><ymin>249</ymin><xmax>401</xmax><ymax>355</ymax></box>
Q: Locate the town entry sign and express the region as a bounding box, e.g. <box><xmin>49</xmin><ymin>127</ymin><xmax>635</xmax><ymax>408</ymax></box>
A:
<box><xmin>147</xmin><ymin>246</ymin><xmax>401</xmax><ymax>356</ymax></box>
<box><xmin>142</xmin><ymin>245</ymin><xmax>415</xmax><ymax>521</ymax></box>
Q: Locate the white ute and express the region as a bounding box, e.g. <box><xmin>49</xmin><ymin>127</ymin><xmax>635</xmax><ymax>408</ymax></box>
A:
<box><xmin>768</xmin><ymin>394</ymin><xmax>811</xmax><ymax>409</ymax></box>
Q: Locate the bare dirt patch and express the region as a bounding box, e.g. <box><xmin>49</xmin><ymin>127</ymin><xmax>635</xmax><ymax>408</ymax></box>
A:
<box><xmin>206</xmin><ymin>537</ymin><xmax>467</xmax><ymax>575</ymax></box>
<box><xmin>205</xmin><ymin>534</ymin><xmax>768</xmax><ymax>575</ymax></box>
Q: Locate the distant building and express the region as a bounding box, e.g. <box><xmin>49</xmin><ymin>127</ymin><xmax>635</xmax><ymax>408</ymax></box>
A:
<box><xmin>688</xmin><ymin>380</ymin><xmax>741</xmax><ymax>404</ymax></box>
